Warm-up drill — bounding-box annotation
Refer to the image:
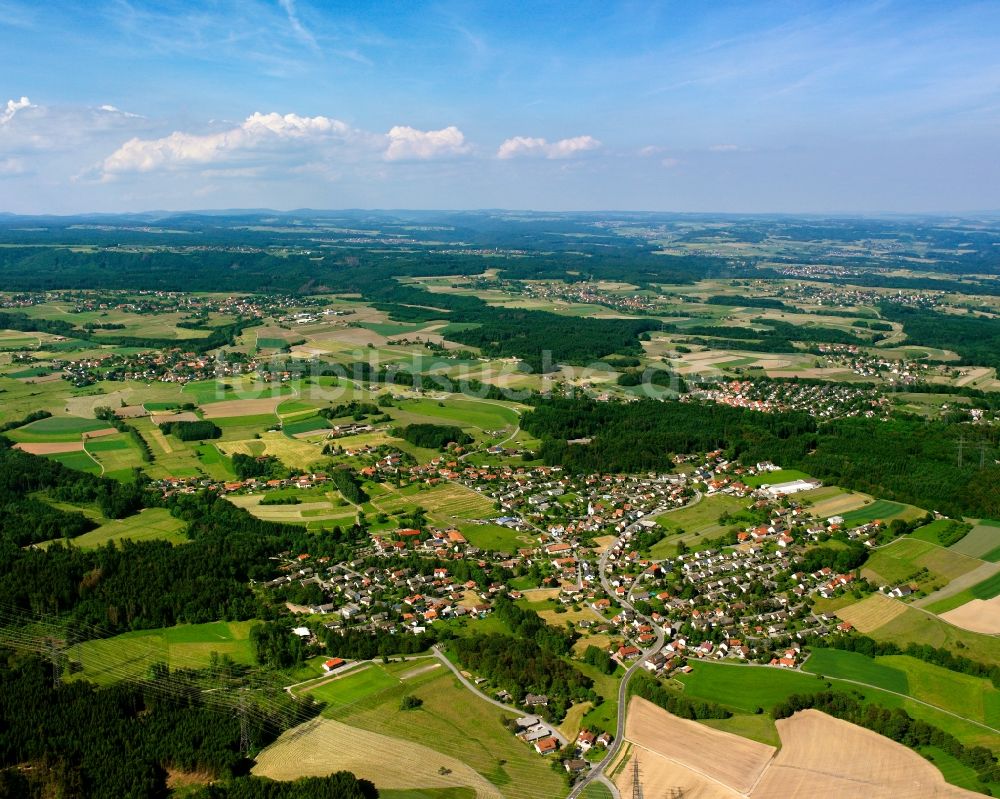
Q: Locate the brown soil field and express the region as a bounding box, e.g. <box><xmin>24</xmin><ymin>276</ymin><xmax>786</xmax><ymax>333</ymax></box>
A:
<box><xmin>616</xmin><ymin>751</ymin><xmax>742</xmax><ymax>799</ymax></box>
<box><xmin>836</xmin><ymin>593</ymin><xmax>910</xmax><ymax>632</ymax></box>
<box><xmin>199</xmin><ymin>398</ymin><xmax>283</xmax><ymax>418</ymax></box>
<box><xmin>82</xmin><ymin>427</ymin><xmax>119</xmax><ymax>439</ymax></box>
<box><xmin>941</xmin><ymin>596</ymin><xmax>1000</xmax><ymax>634</ymax></box>
<box><xmin>619</xmin><ymin>703</ymin><xmax>981</xmax><ymax>799</ymax></box>
<box><xmin>14</xmin><ymin>441</ymin><xmax>84</xmax><ymax>454</ymax></box>
<box><xmin>16</xmin><ymin>372</ymin><xmax>63</xmax><ymax>383</ymax></box>
<box><xmin>624</xmin><ymin>697</ymin><xmax>775</xmax><ymax>794</ymax></box>
<box><xmin>151</xmin><ymin>411</ymin><xmax>201</xmax><ymax>425</ymax></box>
<box><xmin>116</xmin><ymin>405</ymin><xmax>149</xmax><ymax>418</ymax></box>
<box><xmin>253</xmin><ymin>717</ymin><xmax>501</xmax><ymax>798</ymax></box>
<box><xmin>809</xmin><ymin>491</ymin><xmax>871</xmax><ymax>518</ymax></box>
<box><xmin>752</xmin><ymin>710</ymin><xmax>981</xmax><ymax>799</ymax></box>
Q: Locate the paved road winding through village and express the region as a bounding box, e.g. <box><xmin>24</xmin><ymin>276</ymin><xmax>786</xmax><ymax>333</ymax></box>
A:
<box><xmin>567</xmin><ymin>490</ymin><xmax>702</xmax><ymax>799</ymax></box>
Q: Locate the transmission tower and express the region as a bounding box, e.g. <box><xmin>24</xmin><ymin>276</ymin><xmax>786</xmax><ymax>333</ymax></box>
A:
<box><xmin>46</xmin><ymin>637</ymin><xmax>61</xmax><ymax>689</ymax></box>
<box><xmin>632</xmin><ymin>756</ymin><xmax>644</xmax><ymax>799</ymax></box>
<box><xmin>238</xmin><ymin>691</ymin><xmax>251</xmax><ymax>755</ymax></box>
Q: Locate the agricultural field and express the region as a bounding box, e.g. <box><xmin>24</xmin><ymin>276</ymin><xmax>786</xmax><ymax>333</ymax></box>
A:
<box><xmin>950</xmin><ymin>520</ymin><xmax>1000</xmax><ymax>560</ymax></box>
<box><xmin>837</xmin><ymin>593</ymin><xmax>1000</xmax><ymax>664</ymax></box>
<box><xmin>39</xmin><ymin>507</ymin><xmax>187</xmax><ymax>549</ymax></box>
<box><xmin>752</xmin><ymin>710</ymin><xmax>979</xmax><ymax>799</ymax></box>
<box><xmin>299</xmin><ymin>662</ymin><xmax>567</xmax><ymax>799</ymax></box>
<box><xmin>619</xmin><ymin>696</ymin><xmax>775</xmax><ymax>796</ymax></box>
<box><xmin>66</xmin><ymin>621</ymin><xmax>256</xmax><ymax>685</ymax></box>
<box><xmin>940</xmin><ymin>596</ymin><xmax>1000</xmax><ymax>635</ymax></box>
<box><xmin>6</xmin><ymin>415</ymin><xmax>113</xmax><ymax>442</ymax></box>
<box><xmin>803</xmin><ymin>648</ymin><xmax>1000</xmax><ymax>730</ymax></box>
<box><xmin>862</xmin><ymin>538</ymin><xmax>984</xmax><ymax>594</ymax></box>
<box><xmin>840</xmin><ymin>498</ymin><xmax>924</xmax><ymax>526</ymax></box>
<box><xmin>217</xmin><ymin>430</ymin><xmax>326</xmax><ymax>470</ymax></box>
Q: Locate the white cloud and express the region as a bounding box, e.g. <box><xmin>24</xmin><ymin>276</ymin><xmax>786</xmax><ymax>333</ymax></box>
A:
<box><xmin>383</xmin><ymin>125</ymin><xmax>468</xmax><ymax>161</ymax></box>
<box><xmin>1</xmin><ymin>96</ymin><xmax>33</xmax><ymax>124</ymax></box>
<box><xmin>709</xmin><ymin>143</ymin><xmax>741</xmax><ymax>152</ymax></box>
<box><xmin>102</xmin><ymin>111</ymin><xmax>356</xmax><ymax>175</ymax></box>
<box><xmin>661</xmin><ymin>157</ymin><xmax>681</xmax><ymax>168</ymax></box>
<box><xmin>497</xmin><ymin>134</ymin><xmax>601</xmax><ymax>160</ymax></box>
<box><xmin>0</xmin><ymin>157</ymin><xmax>26</xmax><ymax>175</ymax></box>
<box><xmin>99</xmin><ymin>104</ymin><xmax>144</xmax><ymax>119</ymax></box>
<box><xmin>278</xmin><ymin>0</ymin><xmax>318</xmax><ymax>50</ymax></box>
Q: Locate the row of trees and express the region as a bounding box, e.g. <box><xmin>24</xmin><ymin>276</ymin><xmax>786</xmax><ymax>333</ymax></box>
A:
<box><xmin>393</xmin><ymin>423</ymin><xmax>472</xmax><ymax>449</ymax></box>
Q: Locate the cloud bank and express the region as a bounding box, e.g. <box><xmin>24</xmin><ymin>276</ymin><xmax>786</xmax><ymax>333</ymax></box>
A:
<box><xmin>497</xmin><ymin>135</ymin><xmax>600</xmax><ymax>159</ymax></box>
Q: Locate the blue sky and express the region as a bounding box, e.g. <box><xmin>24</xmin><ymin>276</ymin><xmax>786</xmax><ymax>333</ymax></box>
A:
<box><xmin>1</xmin><ymin>0</ymin><xmax>998</xmax><ymax>213</ymax></box>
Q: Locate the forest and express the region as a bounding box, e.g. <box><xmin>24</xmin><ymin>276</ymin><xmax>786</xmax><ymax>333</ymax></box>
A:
<box><xmin>393</xmin><ymin>423</ymin><xmax>473</xmax><ymax>449</ymax></box>
<box><xmin>0</xmin><ymin>653</ymin><xmax>376</xmax><ymax>799</ymax></box>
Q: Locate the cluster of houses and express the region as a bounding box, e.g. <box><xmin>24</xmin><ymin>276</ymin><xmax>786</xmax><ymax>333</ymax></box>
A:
<box><xmin>62</xmin><ymin>347</ymin><xmax>258</xmax><ymax>388</ymax></box>
<box><xmin>691</xmin><ymin>378</ymin><xmax>891</xmax><ymax>420</ymax></box>
<box><xmin>263</xmin><ymin>559</ymin><xmax>503</xmax><ymax>636</ymax></box>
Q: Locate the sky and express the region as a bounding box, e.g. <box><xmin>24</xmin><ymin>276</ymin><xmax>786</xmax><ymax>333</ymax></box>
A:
<box><xmin>0</xmin><ymin>0</ymin><xmax>999</xmax><ymax>214</ymax></box>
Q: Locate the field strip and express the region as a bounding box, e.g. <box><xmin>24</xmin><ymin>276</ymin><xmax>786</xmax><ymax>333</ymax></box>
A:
<box><xmin>14</xmin><ymin>441</ymin><xmax>84</xmax><ymax>454</ymax></box>
<box><xmin>913</xmin><ymin>561</ymin><xmax>1000</xmax><ymax>608</ymax></box>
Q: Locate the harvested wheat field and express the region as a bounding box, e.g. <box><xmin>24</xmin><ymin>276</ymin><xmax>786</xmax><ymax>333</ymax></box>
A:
<box><xmin>624</xmin><ymin>697</ymin><xmax>775</xmax><ymax>794</ymax></box>
<box><xmin>151</xmin><ymin>411</ymin><xmax>201</xmax><ymax>425</ymax></box>
<box><xmin>616</xmin><ymin>750</ymin><xmax>742</xmax><ymax>799</ymax></box>
<box><xmin>253</xmin><ymin>717</ymin><xmax>501</xmax><ymax>798</ymax></box>
<box><xmin>200</xmin><ymin>397</ymin><xmax>283</xmax><ymax>418</ymax></box>
<box><xmin>941</xmin><ymin>595</ymin><xmax>1000</xmax><ymax>634</ymax></box>
<box><xmin>836</xmin><ymin>592</ymin><xmax>909</xmax><ymax>633</ymax></box>
<box><xmin>14</xmin><ymin>441</ymin><xmax>84</xmax><ymax>454</ymax></box>
<box><xmin>752</xmin><ymin>710</ymin><xmax>981</xmax><ymax>798</ymax></box>
<box><xmin>82</xmin><ymin>427</ymin><xmax>119</xmax><ymax>439</ymax></box>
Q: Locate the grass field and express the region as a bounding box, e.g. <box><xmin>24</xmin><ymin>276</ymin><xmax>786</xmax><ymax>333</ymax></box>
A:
<box><xmin>699</xmin><ymin>713</ymin><xmax>782</xmax><ymax>747</ymax></box>
<box><xmin>950</xmin><ymin>520</ymin><xmax>1000</xmax><ymax>560</ymax></box>
<box><xmin>862</xmin><ymin>538</ymin><xmax>982</xmax><ymax>592</ymax></box>
<box><xmin>316</xmin><ymin>663</ymin><xmax>567</xmax><ymax>799</ymax></box>
<box><xmin>649</xmin><ymin>493</ymin><xmax>748</xmax><ymax>557</ymax></box>
<box><xmin>676</xmin><ymin>660</ymin><xmax>999</xmax><ymax>750</ymax></box>
<box><xmin>802</xmin><ymin>648</ymin><xmax>909</xmax><ymax>693</ymax></box>
<box><xmin>840</xmin><ymin>499</ymin><xmax>907</xmax><ymax>526</ymax></box>
<box><xmin>67</xmin><ymin>620</ymin><xmax>256</xmax><ymax>685</ymax></box>
<box><xmin>380</xmin><ymin>790</ymin><xmax>476</xmax><ymax>799</ymax></box>
<box><xmin>392</xmin><ymin>396</ymin><xmax>520</xmax><ymax>433</ymax></box>
<box><xmin>924</xmin><ymin>570</ymin><xmax>1000</xmax><ymax>614</ymax></box>
<box><xmin>455</xmin><ymin>523</ymin><xmax>529</xmax><ymax>553</ymax></box>
<box><xmin>742</xmin><ymin>469</ymin><xmax>812</xmax><ymax>488</ymax></box>
<box><xmin>909</xmin><ymin>518</ymin><xmax>967</xmax><ymax>547</ymax></box>
<box><xmin>7</xmin><ymin>415</ymin><xmax>110</xmax><ymax>442</ymax></box>
<box><xmin>40</xmin><ymin>507</ymin><xmax>187</xmax><ymax>549</ymax></box>
<box><xmin>47</xmin><ymin>450</ymin><xmax>102</xmax><ymax>473</ymax></box>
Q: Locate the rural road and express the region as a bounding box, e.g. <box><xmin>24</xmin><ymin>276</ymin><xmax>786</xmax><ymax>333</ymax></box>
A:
<box><xmin>567</xmin><ymin>490</ymin><xmax>701</xmax><ymax>799</ymax></box>
<box><xmin>431</xmin><ymin>644</ymin><xmax>568</xmax><ymax>746</ymax></box>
